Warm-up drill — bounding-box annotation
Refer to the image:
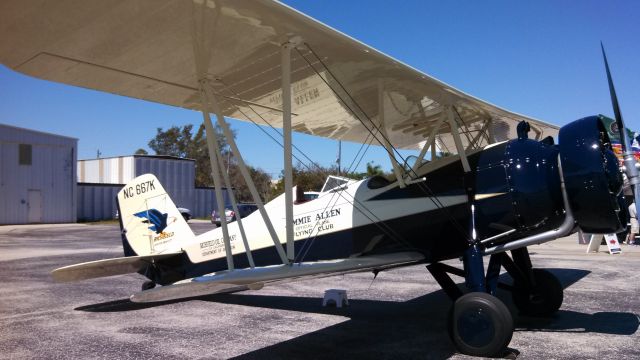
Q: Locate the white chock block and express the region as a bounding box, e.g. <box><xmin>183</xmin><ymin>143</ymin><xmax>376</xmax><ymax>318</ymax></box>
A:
<box><xmin>322</xmin><ymin>289</ymin><xmax>349</xmax><ymax>308</ymax></box>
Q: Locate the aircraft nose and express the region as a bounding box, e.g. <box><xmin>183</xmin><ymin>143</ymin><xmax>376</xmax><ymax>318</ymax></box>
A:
<box><xmin>558</xmin><ymin>115</ymin><xmax>627</xmax><ymax>234</ymax></box>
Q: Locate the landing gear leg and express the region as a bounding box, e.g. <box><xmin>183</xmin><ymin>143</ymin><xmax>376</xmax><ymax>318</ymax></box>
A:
<box><xmin>505</xmin><ymin>248</ymin><xmax>563</xmax><ymax>317</ymax></box>
<box><xmin>428</xmin><ymin>245</ymin><xmax>513</xmax><ymax>357</ymax></box>
<box><xmin>142</xmin><ymin>281</ymin><xmax>156</xmax><ymax>291</ymax></box>
<box><xmin>141</xmin><ymin>263</ymin><xmax>162</xmax><ymax>292</ymax></box>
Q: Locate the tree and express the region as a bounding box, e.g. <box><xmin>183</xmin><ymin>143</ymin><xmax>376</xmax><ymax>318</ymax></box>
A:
<box><xmin>365</xmin><ymin>162</ymin><xmax>384</xmax><ymax>177</ymax></box>
<box><xmin>270</xmin><ymin>163</ymin><xmax>363</xmax><ymax>200</ymax></box>
<box><xmin>134</xmin><ymin>148</ymin><xmax>148</xmax><ymax>155</ymax></box>
<box><xmin>148</xmin><ymin>122</ymin><xmax>273</xmax><ymax>202</ymax></box>
<box><xmin>148</xmin><ymin>123</ymin><xmax>232</xmax><ymax>187</ymax></box>
<box><xmin>228</xmin><ymin>164</ymin><xmax>273</xmax><ymax>202</ymax></box>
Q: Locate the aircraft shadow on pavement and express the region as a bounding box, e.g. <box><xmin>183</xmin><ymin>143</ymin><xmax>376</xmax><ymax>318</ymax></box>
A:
<box><xmin>516</xmin><ymin>310</ymin><xmax>639</xmax><ymax>335</ymax></box>
<box><xmin>513</xmin><ymin>268</ymin><xmax>639</xmax><ymax>336</ymax></box>
<box><xmin>75</xmin><ymin>267</ymin><xmax>638</xmax><ymax>359</ymax></box>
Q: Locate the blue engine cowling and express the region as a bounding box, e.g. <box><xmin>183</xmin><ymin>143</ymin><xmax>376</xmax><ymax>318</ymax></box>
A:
<box><xmin>472</xmin><ymin>134</ymin><xmax>565</xmax><ymax>241</ymax></box>
<box><xmin>558</xmin><ymin>115</ymin><xmax>627</xmax><ymax>233</ymax></box>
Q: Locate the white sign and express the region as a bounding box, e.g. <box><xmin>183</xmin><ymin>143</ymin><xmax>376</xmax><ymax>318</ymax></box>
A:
<box><xmin>586</xmin><ymin>233</ymin><xmax>622</xmax><ymax>254</ymax></box>
<box><xmin>604</xmin><ymin>234</ymin><xmax>622</xmax><ymax>254</ymax></box>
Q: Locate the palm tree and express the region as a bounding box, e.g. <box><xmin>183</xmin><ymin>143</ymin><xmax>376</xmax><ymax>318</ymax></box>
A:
<box><xmin>365</xmin><ymin>162</ymin><xmax>384</xmax><ymax>177</ymax></box>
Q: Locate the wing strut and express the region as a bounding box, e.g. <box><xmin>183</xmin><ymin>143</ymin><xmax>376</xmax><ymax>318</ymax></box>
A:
<box><xmin>378</xmin><ymin>80</ymin><xmax>406</xmax><ymax>188</ymax></box>
<box><xmin>445</xmin><ymin>104</ymin><xmax>471</xmax><ymax>172</ymax></box>
<box><xmin>487</xmin><ymin>118</ymin><xmax>496</xmax><ymax>143</ymax></box>
<box><xmin>190</xmin><ymin>0</ymin><xmax>233</xmax><ymax>271</ymax></box>
<box><xmin>203</xmin><ymin>82</ymin><xmax>289</xmax><ymax>266</ymax></box>
<box><xmin>198</xmin><ymin>88</ymin><xmax>235</xmax><ymax>271</ymax></box>
<box><xmin>411</xmin><ymin>111</ymin><xmax>446</xmax><ymax>174</ymax></box>
<box><xmin>466</xmin><ymin>118</ymin><xmax>492</xmax><ymax>151</ymax></box>
<box><xmin>446</xmin><ymin>103</ymin><xmax>477</xmax><ymax>246</ymax></box>
<box><xmin>282</xmin><ymin>40</ymin><xmax>296</xmax><ymax>262</ymax></box>
<box><xmin>191</xmin><ymin>1</ymin><xmax>288</xmax><ymax>266</ymax></box>
<box><xmin>209</xmin><ymin>96</ymin><xmax>256</xmax><ymax>268</ymax></box>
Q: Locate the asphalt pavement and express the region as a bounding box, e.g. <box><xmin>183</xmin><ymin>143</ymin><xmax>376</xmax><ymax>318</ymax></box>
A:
<box><xmin>1</xmin><ymin>222</ymin><xmax>639</xmax><ymax>359</ymax></box>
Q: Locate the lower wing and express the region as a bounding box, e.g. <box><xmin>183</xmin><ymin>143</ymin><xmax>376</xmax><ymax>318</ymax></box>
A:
<box><xmin>130</xmin><ymin>251</ymin><xmax>424</xmax><ymax>303</ymax></box>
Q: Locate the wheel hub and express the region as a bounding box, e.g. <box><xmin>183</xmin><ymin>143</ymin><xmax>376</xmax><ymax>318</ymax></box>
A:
<box><xmin>457</xmin><ymin>307</ymin><xmax>496</xmax><ymax>347</ymax></box>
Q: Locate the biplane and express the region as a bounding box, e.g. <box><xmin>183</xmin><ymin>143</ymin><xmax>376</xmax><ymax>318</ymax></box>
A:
<box><xmin>1</xmin><ymin>1</ymin><xmax>637</xmax><ymax>357</ymax></box>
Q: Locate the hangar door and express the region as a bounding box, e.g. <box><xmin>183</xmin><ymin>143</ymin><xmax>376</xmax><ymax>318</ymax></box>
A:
<box><xmin>28</xmin><ymin>190</ymin><xmax>42</xmax><ymax>223</ymax></box>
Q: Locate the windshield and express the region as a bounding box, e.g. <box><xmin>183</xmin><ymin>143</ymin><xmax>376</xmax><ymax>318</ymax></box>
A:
<box><xmin>320</xmin><ymin>175</ymin><xmax>353</xmax><ymax>192</ymax></box>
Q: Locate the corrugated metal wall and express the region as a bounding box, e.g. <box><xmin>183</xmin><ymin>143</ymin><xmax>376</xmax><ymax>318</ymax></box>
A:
<box><xmin>77</xmin><ymin>184</ymin><xmax>224</xmax><ymax>220</ymax></box>
<box><xmin>76</xmin><ymin>155</ymin><xmax>228</xmax><ymax>219</ymax></box>
<box><xmin>0</xmin><ymin>124</ymin><xmax>77</xmax><ymax>224</ymax></box>
<box><xmin>194</xmin><ymin>187</ymin><xmax>230</xmax><ymax>220</ymax></box>
<box><xmin>77</xmin><ymin>184</ymin><xmax>122</xmax><ymax>221</ymax></box>
<box><xmin>78</xmin><ymin>156</ymin><xmax>134</xmax><ymax>183</ymax></box>
<box><xmin>134</xmin><ymin>157</ymin><xmax>195</xmax><ymax>211</ymax></box>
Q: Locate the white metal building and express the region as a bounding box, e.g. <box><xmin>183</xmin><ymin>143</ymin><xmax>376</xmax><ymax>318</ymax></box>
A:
<box><xmin>78</xmin><ymin>155</ymin><xmax>226</xmax><ymax>220</ymax></box>
<box><xmin>0</xmin><ymin>124</ymin><xmax>77</xmax><ymax>224</ymax></box>
<box><xmin>78</xmin><ymin>155</ymin><xmax>196</xmax><ymax>208</ymax></box>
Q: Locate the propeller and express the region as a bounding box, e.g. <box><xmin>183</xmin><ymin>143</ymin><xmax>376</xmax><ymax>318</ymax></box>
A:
<box><xmin>601</xmin><ymin>43</ymin><xmax>640</xmax><ymax>213</ymax></box>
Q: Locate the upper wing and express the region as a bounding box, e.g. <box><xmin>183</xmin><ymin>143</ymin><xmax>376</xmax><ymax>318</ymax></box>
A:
<box><xmin>0</xmin><ymin>0</ymin><xmax>558</xmax><ymax>150</ymax></box>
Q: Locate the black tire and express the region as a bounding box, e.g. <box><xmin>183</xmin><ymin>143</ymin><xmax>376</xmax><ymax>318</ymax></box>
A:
<box><xmin>141</xmin><ymin>281</ymin><xmax>156</xmax><ymax>291</ymax></box>
<box><xmin>182</xmin><ymin>213</ymin><xmax>190</xmax><ymax>222</ymax></box>
<box><xmin>448</xmin><ymin>292</ymin><xmax>513</xmax><ymax>357</ymax></box>
<box><xmin>512</xmin><ymin>268</ymin><xmax>563</xmax><ymax>317</ymax></box>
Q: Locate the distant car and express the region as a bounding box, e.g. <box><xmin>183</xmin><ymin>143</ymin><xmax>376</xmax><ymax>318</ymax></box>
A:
<box><xmin>303</xmin><ymin>191</ymin><xmax>320</xmax><ymax>201</ymax></box>
<box><xmin>177</xmin><ymin>208</ymin><xmax>192</xmax><ymax>222</ymax></box>
<box><xmin>115</xmin><ymin>207</ymin><xmax>192</xmax><ymax>222</ymax></box>
<box><xmin>211</xmin><ymin>204</ymin><xmax>258</xmax><ymax>226</ymax></box>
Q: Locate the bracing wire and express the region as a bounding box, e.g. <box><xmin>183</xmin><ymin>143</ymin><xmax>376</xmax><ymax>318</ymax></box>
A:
<box><xmin>213</xmin><ymin>80</ymin><xmax>414</xmax><ymax>257</ymax></box>
<box><xmin>209</xmin><ymin>40</ymin><xmax>477</xmax><ymax>263</ymax></box>
<box><xmin>298</xmin><ymin>44</ymin><xmax>470</xmax><ymax>240</ymax></box>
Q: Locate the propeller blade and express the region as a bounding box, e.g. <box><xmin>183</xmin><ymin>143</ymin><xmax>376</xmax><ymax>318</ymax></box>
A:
<box><xmin>601</xmin><ymin>42</ymin><xmax>627</xmax><ymax>148</ymax></box>
<box><xmin>601</xmin><ymin>43</ymin><xmax>640</xmax><ymax>229</ymax></box>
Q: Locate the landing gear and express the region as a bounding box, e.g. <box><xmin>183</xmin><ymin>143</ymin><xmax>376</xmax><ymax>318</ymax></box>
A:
<box><xmin>504</xmin><ymin>248</ymin><xmax>564</xmax><ymax>317</ymax></box>
<box><xmin>142</xmin><ymin>280</ymin><xmax>156</xmax><ymax>291</ymax></box>
<box><xmin>512</xmin><ymin>268</ymin><xmax>563</xmax><ymax>316</ymax></box>
<box><xmin>449</xmin><ymin>292</ymin><xmax>513</xmax><ymax>357</ymax></box>
<box><xmin>428</xmin><ymin>246</ymin><xmax>563</xmax><ymax>357</ymax></box>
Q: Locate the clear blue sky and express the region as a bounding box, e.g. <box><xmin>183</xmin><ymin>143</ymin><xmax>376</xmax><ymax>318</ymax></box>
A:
<box><xmin>1</xmin><ymin>1</ymin><xmax>638</xmax><ymax>178</ymax></box>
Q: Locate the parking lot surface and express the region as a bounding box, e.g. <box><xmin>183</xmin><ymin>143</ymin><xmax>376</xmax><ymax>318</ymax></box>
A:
<box><xmin>1</xmin><ymin>222</ymin><xmax>639</xmax><ymax>359</ymax></box>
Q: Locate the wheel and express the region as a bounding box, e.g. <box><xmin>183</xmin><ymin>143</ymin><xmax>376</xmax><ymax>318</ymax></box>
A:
<box><xmin>142</xmin><ymin>281</ymin><xmax>156</xmax><ymax>291</ymax></box>
<box><xmin>182</xmin><ymin>213</ymin><xmax>190</xmax><ymax>222</ymax></box>
<box><xmin>512</xmin><ymin>268</ymin><xmax>563</xmax><ymax>317</ymax></box>
<box><xmin>448</xmin><ymin>292</ymin><xmax>513</xmax><ymax>357</ymax></box>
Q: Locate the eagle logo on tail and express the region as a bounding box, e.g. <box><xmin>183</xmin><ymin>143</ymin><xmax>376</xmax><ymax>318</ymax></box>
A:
<box><xmin>134</xmin><ymin>209</ymin><xmax>169</xmax><ymax>234</ymax></box>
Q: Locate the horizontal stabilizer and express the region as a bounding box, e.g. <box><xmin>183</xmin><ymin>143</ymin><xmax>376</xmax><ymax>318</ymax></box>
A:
<box><xmin>51</xmin><ymin>252</ymin><xmax>182</xmax><ymax>283</ymax></box>
<box><xmin>130</xmin><ymin>252</ymin><xmax>424</xmax><ymax>303</ymax></box>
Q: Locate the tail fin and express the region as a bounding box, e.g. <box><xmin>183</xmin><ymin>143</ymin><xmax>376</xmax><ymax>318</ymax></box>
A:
<box><xmin>117</xmin><ymin>174</ymin><xmax>194</xmax><ymax>256</ymax></box>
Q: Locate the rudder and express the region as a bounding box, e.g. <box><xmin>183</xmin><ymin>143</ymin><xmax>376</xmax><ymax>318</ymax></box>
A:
<box><xmin>117</xmin><ymin>174</ymin><xmax>194</xmax><ymax>256</ymax></box>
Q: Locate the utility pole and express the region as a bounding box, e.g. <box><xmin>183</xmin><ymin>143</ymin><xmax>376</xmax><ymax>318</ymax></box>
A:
<box><xmin>337</xmin><ymin>140</ymin><xmax>341</xmax><ymax>175</ymax></box>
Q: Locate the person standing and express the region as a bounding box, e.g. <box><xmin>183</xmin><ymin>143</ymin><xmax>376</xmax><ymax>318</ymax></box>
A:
<box><xmin>627</xmin><ymin>202</ymin><xmax>638</xmax><ymax>245</ymax></box>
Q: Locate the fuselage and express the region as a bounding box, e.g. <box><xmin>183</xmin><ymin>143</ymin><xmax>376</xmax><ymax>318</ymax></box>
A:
<box><xmin>149</xmin><ymin>135</ymin><xmax>581</xmax><ymax>285</ymax></box>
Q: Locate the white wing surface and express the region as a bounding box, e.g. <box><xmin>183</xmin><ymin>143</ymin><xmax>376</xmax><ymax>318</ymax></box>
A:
<box><xmin>131</xmin><ymin>251</ymin><xmax>424</xmax><ymax>303</ymax></box>
<box><xmin>0</xmin><ymin>0</ymin><xmax>558</xmax><ymax>151</ymax></box>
